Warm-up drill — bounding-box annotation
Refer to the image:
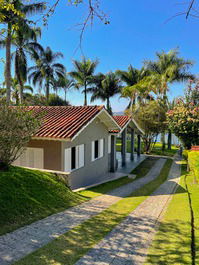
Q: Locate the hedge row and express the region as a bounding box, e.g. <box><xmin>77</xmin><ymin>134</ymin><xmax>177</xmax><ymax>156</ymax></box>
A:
<box><xmin>188</xmin><ymin>151</ymin><xmax>199</xmax><ymax>178</ymax></box>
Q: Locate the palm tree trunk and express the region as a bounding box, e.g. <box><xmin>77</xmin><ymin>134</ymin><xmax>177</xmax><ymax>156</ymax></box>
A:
<box><xmin>161</xmin><ymin>132</ymin><xmax>166</xmax><ymax>151</ymax></box>
<box><xmin>106</xmin><ymin>97</ymin><xmax>112</xmax><ymax>115</ymax></box>
<box><xmin>19</xmin><ymin>82</ymin><xmax>23</xmax><ymax>104</ymax></box>
<box><xmin>64</xmin><ymin>89</ymin><xmax>67</xmax><ymax>102</ymax></box>
<box><xmin>167</xmin><ymin>130</ymin><xmax>172</xmax><ymax>150</ymax></box>
<box><xmin>84</xmin><ymin>82</ymin><xmax>87</xmax><ymax>106</ymax></box>
<box><xmin>46</xmin><ymin>81</ymin><xmax>50</xmax><ymax>102</ymax></box>
<box><xmin>5</xmin><ymin>23</ymin><xmax>12</xmax><ymax>105</ymax></box>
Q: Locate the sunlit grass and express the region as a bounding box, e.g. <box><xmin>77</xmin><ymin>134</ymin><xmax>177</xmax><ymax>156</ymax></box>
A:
<box><xmin>116</xmin><ymin>139</ymin><xmax>178</xmax><ymax>157</ymax></box>
<box><xmin>78</xmin><ymin>157</ymin><xmax>158</xmax><ymax>199</ymax></box>
<box><xmin>15</xmin><ymin>159</ymin><xmax>172</xmax><ymax>265</ymax></box>
<box><xmin>145</xmin><ymin>163</ymin><xmax>199</xmax><ymax>265</ymax></box>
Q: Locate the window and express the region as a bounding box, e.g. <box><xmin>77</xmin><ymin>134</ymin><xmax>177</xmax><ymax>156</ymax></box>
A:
<box><xmin>91</xmin><ymin>138</ymin><xmax>104</xmax><ymax>161</ymax></box>
<box><xmin>71</xmin><ymin>147</ymin><xmax>76</xmax><ymax>170</ymax></box>
<box><xmin>65</xmin><ymin>144</ymin><xmax>85</xmax><ymax>172</ymax></box>
<box><xmin>94</xmin><ymin>140</ymin><xmax>99</xmax><ymax>159</ymax></box>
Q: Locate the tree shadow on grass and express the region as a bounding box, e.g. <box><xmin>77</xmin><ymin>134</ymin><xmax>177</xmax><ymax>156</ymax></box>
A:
<box><xmin>13</xmin><ymin>213</ymin><xmax>192</xmax><ymax>265</ymax></box>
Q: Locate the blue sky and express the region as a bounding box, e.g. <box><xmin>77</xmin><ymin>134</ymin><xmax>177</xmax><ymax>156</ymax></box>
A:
<box><xmin>1</xmin><ymin>0</ymin><xmax>199</xmax><ymax>112</ymax></box>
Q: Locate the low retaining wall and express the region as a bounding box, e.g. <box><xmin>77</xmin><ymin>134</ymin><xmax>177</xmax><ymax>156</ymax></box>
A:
<box><xmin>17</xmin><ymin>166</ymin><xmax>71</xmax><ymax>188</ymax></box>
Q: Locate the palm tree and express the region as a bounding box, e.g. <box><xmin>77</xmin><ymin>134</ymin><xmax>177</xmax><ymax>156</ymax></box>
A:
<box><xmin>0</xmin><ymin>24</ymin><xmax>41</xmax><ymax>104</ymax></box>
<box><xmin>116</xmin><ymin>65</ymin><xmax>150</xmax><ymax>108</ymax></box>
<box><xmin>70</xmin><ymin>58</ymin><xmax>98</xmax><ymax>106</ymax></box>
<box><xmin>142</xmin><ymin>49</ymin><xmax>194</xmax><ymax>150</ymax></box>
<box><xmin>90</xmin><ymin>72</ymin><xmax>122</xmax><ymax>114</ymax></box>
<box><xmin>0</xmin><ymin>0</ymin><xmax>45</xmax><ymax>104</ymax></box>
<box><xmin>28</xmin><ymin>46</ymin><xmax>66</xmax><ymax>101</ymax></box>
<box><xmin>1</xmin><ymin>78</ymin><xmax>33</xmax><ymax>105</ymax></box>
<box><xmin>55</xmin><ymin>74</ymin><xmax>74</xmax><ymax>101</ymax></box>
<box><xmin>143</xmin><ymin>49</ymin><xmax>194</xmax><ymax>97</ymax></box>
<box><xmin>12</xmin><ymin>26</ymin><xmax>41</xmax><ymax>104</ymax></box>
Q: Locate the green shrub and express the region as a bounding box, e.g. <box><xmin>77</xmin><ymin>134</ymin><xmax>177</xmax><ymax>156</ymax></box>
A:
<box><xmin>188</xmin><ymin>151</ymin><xmax>199</xmax><ymax>177</ymax></box>
<box><xmin>183</xmin><ymin>150</ymin><xmax>190</xmax><ymax>160</ymax></box>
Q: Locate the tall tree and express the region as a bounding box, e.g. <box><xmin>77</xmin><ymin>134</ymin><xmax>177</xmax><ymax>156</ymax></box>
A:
<box><xmin>135</xmin><ymin>49</ymin><xmax>194</xmax><ymax>150</ymax></box>
<box><xmin>12</xmin><ymin>26</ymin><xmax>41</xmax><ymax>104</ymax></box>
<box><xmin>1</xmin><ymin>78</ymin><xmax>33</xmax><ymax>105</ymax></box>
<box><xmin>116</xmin><ymin>65</ymin><xmax>149</xmax><ymax>108</ymax></box>
<box><xmin>28</xmin><ymin>46</ymin><xmax>66</xmax><ymax>101</ymax></box>
<box><xmin>0</xmin><ymin>0</ymin><xmax>45</xmax><ymax>104</ymax></box>
<box><xmin>70</xmin><ymin>58</ymin><xmax>98</xmax><ymax>106</ymax></box>
<box><xmin>54</xmin><ymin>74</ymin><xmax>74</xmax><ymax>101</ymax></box>
<box><xmin>90</xmin><ymin>72</ymin><xmax>122</xmax><ymax>114</ymax></box>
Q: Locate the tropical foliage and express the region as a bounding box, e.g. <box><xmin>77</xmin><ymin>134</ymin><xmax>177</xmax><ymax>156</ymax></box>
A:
<box><xmin>116</xmin><ymin>65</ymin><xmax>150</xmax><ymax>108</ymax></box>
<box><xmin>28</xmin><ymin>46</ymin><xmax>66</xmax><ymax>101</ymax></box>
<box><xmin>133</xmin><ymin>100</ymin><xmax>167</xmax><ymax>153</ymax></box>
<box><xmin>167</xmin><ymin>82</ymin><xmax>199</xmax><ymax>149</ymax></box>
<box><xmin>0</xmin><ymin>104</ymin><xmax>40</xmax><ymax>170</ymax></box>
<box><xmin>90</xmin><ymin>72</ymin><xmax>122</xmax><ymax>114</ymax></box>
<box><xmin>70</xmin><ymin>58</ymin><xmax>98</xmax><ymax>106</ymax></box>
<box><xmin>0</xmin><ymin>0</ymin><xmax>46</xmax><ymax>103</ymax></box>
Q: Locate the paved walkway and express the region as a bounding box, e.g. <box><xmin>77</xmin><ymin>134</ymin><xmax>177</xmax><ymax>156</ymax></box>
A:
<box><xmin>0</xmin><ymin>159</ymin><xmax>166</xmax><ymax>265</ymax></box>
<box><xmin>75</xmin><ymin>156</ymin><xmax>181</xmax><ymax>265</ymax></box>
<box><xmin>116</xmin><ymin>153</ymin><xmax>146</xmax><ymax>174</ymax></box>
<box><xmin>75</xmin><ymin>154</ymin><xmax>146</xmax><ymax>192</ymax></box>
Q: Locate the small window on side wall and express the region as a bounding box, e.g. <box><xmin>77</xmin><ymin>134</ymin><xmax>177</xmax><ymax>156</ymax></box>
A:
<box><xmin>65</xmin><ymin>144</ymin><xmax>84</xmax><ymax>172</ymax></box>
<box><xmin>91</xmin><ymin>138</ymin><xmax>104</xmax><ymax>161</ymax></box>
<box><xmin>71</xmin><ymin>147</ymin><xmax>76</xmax><ymax>170</ymax></box>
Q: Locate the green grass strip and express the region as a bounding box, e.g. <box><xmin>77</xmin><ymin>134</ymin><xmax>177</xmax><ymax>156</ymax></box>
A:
<box><xmin>79</xmin><ymin>157</ymin><xmax>158</xmax><ymax>199</ymax></box>
<box><xmin>186</xmin><ymin>167</ymin><xmax>199</xmax><ymax>264</ymax></box>
<box><xmin>15</xmin><ymin>159</ymin><xmax>172</xmax><ymax>265</ymax></box>
<box><xmin>145</xmin><ymin>164</ymin><xmax>192</xmax><ymax>265</ymax></box>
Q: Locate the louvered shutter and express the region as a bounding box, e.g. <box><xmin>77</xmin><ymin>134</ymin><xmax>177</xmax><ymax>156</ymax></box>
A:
<box><xmin>108</xmin><ymin>135</ymin><xmax>111</xmax><ymax>154</ymax></box>
<box><xmin>78</xmin><ymin>144</ymin><xmax>85</xmax><ymax>168</ymax></box>
<box><xmin>65</xmin><ymin>148</ymin><xmax>71</xmax><ymax>172</ymax></box>
<box><xmin>91</xmin><ymin>141</ymin><xmax>95</xmax><ymax>161</ymax></box>
<box><xmin>28</xmin><ymin>148</ymin><xmax>34</xmax><ymax>167</ymax></box>
<box><xmin>99</xmin><ymin>138</ymin><xmax>104</xmax><ymax>158</ymax></box>
<box><xmin>33</xmin><ymin>148</ymin><xmax>44</xmax><ymax>169</ymax></box>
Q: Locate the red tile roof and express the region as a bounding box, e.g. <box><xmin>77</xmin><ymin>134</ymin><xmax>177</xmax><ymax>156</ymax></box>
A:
<box><xmin>24</xmin><ymin>105</ymin><xmax>104</xmax><ymax>140</ymax></box>
<box><xmin>113</xmin><ymin>116</ymin><xmax>131</xmax><ymax>128</ymax></box>
<box><xmin>110</xmin><ymin>115</ymin><xmax>131</xmax><ymax>133</ymax></box>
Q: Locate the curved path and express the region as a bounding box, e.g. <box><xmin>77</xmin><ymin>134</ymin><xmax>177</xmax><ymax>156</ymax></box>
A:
<box><xmin>0</xmin><ymin>159</ymin><xmax>166</xmax><ymax>265</ymax></box>
<box><xmin>75</xmin><ymin>156</ymin><xmax>181</xmax><ymax>265</ymax></box>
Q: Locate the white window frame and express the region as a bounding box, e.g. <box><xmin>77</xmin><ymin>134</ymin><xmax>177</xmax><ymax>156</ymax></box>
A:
<box><xmin>64</xmin><ymin>144</ymin><xmax>85</xmax><ymax>172</ymax></box>
<box><xmin>91</xmin><ymin>138</ymin><xmax>104</xmax><ymax>162</ymax></box>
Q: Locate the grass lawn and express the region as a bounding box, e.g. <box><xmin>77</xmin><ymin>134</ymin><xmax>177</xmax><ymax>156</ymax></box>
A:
<box><xmin>15</xmin><ymin>159</ymin><xmax>173</xmax><ymax>265</ymax></box>
<box><xmin>0</xmin><ymin>157</ymin><xmax>158</xmax><ymax>236</ymax></box>
<box><xmin>146</xmin><ymin>161</ymin><xmax>199</xmax><ymax>265</ymax></box>
<box><xmin>79</xmin><ymin>157</ymin><xmax>158</xmax><ymax>199</ymax></box>
<box><xmin>116</xmin><ymin>138</ymin><xmax>178</xmax><ymax>157</ymax></box>
<box><xmin>0</xmin><ymin>166</ymin><xmax>88</xmax><ymax>236</ymax></box>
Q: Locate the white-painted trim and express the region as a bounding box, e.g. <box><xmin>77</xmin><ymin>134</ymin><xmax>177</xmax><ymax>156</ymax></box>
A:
<box><xmin>114</xmin><ymin>118</ymin><xmax>144</xmax><ymax>136</ymax></box>
<box><xmin>32</xmin><ymin>136</ymin><xmax>71</xmax><ymax>142</ymax></box>
<box><xmin>71</xmin><ymin>108</ymin><xmax>121</xmax><ymax>141</ymax></box>
<box><xmin>131</xmin><ymin>118</ymin><xmax>145</xmax><ymax>135</ymax></box>
<box><xmin>118</xmin><ymin>119</ymin><xmax>132</xmax><ymax>134</ymax></box>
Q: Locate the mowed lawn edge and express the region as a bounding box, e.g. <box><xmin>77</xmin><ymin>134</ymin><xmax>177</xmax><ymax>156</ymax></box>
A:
<box><xmin>15</xmin><ymin>159</ymin><xmax>172</xmax><ymax>265</ymax></box>
<box><xmin>79</xmin><ymin>157</ymin><xmax>158</xmax><ymax>198</ymax></box>
<box><xmin>145</xmin><ymin>163</ymin><xmax>194</xmax><ymax>265</ymax></box>
<box><xmin>0</xmin><ymin>157</ymin><xmax>156</xmax><ymax>236</ymax></box>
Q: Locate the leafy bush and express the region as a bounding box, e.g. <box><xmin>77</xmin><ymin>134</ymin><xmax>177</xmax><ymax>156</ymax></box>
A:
<box><xmin>188</xmin><ymin>151</ymin><xmax>199</xmax><ymax>178</ymax></box>
<box><xmin>133</xmin><ymin>100</ymin><xmax>167</xmax><ymax>153</ymax></box>
<box><xmin>167</xmin><ymin>82</ymin><xmax>199</xmax><ymax>149</ymax></box>
<box><xmin>183</xmin><ymin>150</ymin><xmax>190</xmax><ymax>160</ymax></box>
<box><xmin>0</xmin><ymin>105</ymin><xmax>40</xmax><ymax>170</ymax></box>
<box><xmin>48</xmin><ymin>94</ymin><xmax>70</xmax><ymax>106</ymax></box>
